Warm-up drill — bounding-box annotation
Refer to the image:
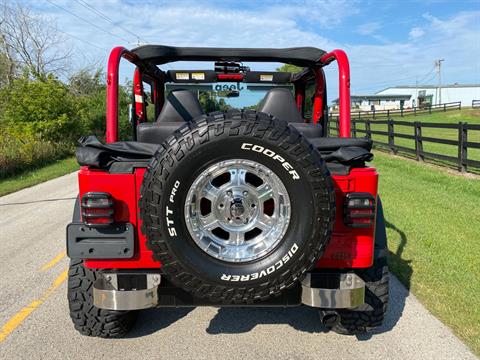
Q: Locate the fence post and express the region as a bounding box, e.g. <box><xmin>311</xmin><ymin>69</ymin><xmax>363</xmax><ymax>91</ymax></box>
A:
<box><xmin>388</xmin><ymin>119</ymin><xmax>395</xmax><ymax>153</ymax></box>
<box><xmin>401</xmin><ymin>107</ymin><xmax>404</xmax><ymax>117</ymax></box>
<box><xmin>366</xmin><ymin>119</ymin><xmax>372</xmax><ymax>140</ymax></box>
<box><xmin>358</xmin><ymin>111</ymin><xmax>361</xmax><ymax>121</ymax></box>
<box><xmin>444</xmin><ymin>103</ymin><xmax>446</xmax><ymax>112</ymax></box>
<box><xmin>351</xmin><ymin>120</ymin><xmax>357</xmax><ymax>137</ymax></box>
<box><xmin>458</xmin><ymin>122</ymin><xmax>468</xmax><ymax>172</ymax></box>
<box><xmin>387</xmin><ymin>109</ymin><xmax>390</xmax><ymax>118</ymax></box>
<box><xmin>414</xmin><ymin>106</ymin><xmax>417</xmax><ymax>116</ymax></box>
<box><xmin>414</xmin><ymin>121</ymin><xmax>424</xmax><ymax>162</ymax></box>
<box><xmin>429</xmin><ymin>104</ymin><xmax>432</xmax><ymax>114</ymax></box>
<box><xmin>373</xmin><ymin>107</ymin><xmax>376</xmax><ymax>119</ymax></box>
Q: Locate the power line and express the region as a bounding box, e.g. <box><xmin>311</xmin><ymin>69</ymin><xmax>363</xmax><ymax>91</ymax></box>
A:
<box><xmin>417</xmin><ymin>65</ymin><xmax>436</xmax><ymax>84</ymax></box>
<box><xmin>2</xmin><ymin>2</ymin><xmax>108</xmax><ymax>52</ymax></box>
<box><xmin>45</xmin><ymin>0</ymin><xmax>133</xmax><ymax>45</ymax></box>
<box><xmin>72</xmin><ymin>0</ymin><xmax>148</xmax><ymax>45</ymax></box>
<box><xmin>354</xmin><ymin>64</ymin><xmax>437</xmax><ymax>92</ymax></box>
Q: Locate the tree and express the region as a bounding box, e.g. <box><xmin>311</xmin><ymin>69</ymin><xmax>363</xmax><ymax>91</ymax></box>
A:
<box><xmin>0</xmin><ymin>1</ymin><xmax>71</xmax><ymax>79</ymax></box>
<box><xmin>276</xmin><ymin>64</ymin><xmax>302</xmax><ymax>73</ymax></box>
<box><xmin>69</xmin><ymin>67</ymin><xmax>104</xmax><ymax>97</ymax></box>
<box><xmin>198</xmin><ymin>91</ymin><xmax>232</xmax><ymax>112</ymax></box>
<box><xmin>0</xmin><ymin>50</ymin><xmax>13</xmax><ymax>88</ymax></box>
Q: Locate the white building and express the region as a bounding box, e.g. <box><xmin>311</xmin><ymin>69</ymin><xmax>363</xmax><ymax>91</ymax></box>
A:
<box><xmin>332</xmin><ymin>94</ymin><xmax>412</xmax><ymax>112</ymax></box>
<box><xmin>376</xmin><ymin>83</ymin><xmax>480</xmax><ymax>108</ymax></box>
<box><xmin>331</xmin><ymin>84</ymin><xmax>480</xmax><ymax>111</ymax></box>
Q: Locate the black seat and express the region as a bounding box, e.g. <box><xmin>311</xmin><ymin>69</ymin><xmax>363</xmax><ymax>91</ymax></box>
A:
<box><xmin>256</xmin><ymin>88</ymin><xmax>322</xmax><ymax>138</ymax></box>
<box><xmin>137</xmin><ymin>90</ymin><xmax>204</xmax><ymax>144</ymax></box>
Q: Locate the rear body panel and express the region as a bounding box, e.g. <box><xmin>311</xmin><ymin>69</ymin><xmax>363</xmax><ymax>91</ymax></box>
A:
<box><xmin>82</xmin><ymin>166</ymin><xmax>378</xmax><ymax>270</ymax></box>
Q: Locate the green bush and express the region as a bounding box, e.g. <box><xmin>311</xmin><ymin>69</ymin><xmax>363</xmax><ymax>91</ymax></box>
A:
<box><xmin>0</xmin><ymin>70</ymin><xmax>136</xmax><ymax>179</ymax></box>
<box><xmin>0</xmin><ymin>127</ymin><xmax>72</xmax><ymax>179</ymax></box>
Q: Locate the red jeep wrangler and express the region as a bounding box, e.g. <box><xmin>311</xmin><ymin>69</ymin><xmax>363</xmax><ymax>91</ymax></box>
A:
<box><xmin>67</xmin><ymin>45</ymin><xmax>389</xmax><ymax>338</ymax></box>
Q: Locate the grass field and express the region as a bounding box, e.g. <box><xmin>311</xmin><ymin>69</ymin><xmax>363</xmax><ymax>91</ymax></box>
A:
<box><xmin>0</xmin><ymin>157</ymin><xmax>79</xmax><ymax>197</ymax></box>
<box><xmin>332</xmin><ymin>108</ymin><xmax>480</xmax><ymax>171</ymax></box>
<box><xmin>373</xmin><ymin>151</ymin><xmax>480</xmax><ymax>354</ymax></box>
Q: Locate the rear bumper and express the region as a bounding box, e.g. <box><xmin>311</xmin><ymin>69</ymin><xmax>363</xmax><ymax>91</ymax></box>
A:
<box><xmin>92</xmin><ymin>272</ymin><xmax>365</xmax><ymax>311</ymax></box>
<box><xmin>301</xmin><ymin>273</ymin><xmax>365</xmax><ymax>308</ymax></box>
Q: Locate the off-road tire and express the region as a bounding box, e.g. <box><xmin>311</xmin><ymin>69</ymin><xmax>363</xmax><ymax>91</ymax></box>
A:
<box><xmin>328</xmin><ymin>258</ymin><xmax>389</xmax><ymax>334</ymax></box>
<box><xmin>67</xmin><ymin>259</ymin><xmax>137</xmax><ymax>337</ymax></box>
<box><xmin>325</xmin><ymin>198</ymin><xmax>389</xmax><ymax>334</ymax></box>
<box><xmin>140</xmin><ymin>110</ymin><xmax>335</xmax><ymax>304</ymax></box>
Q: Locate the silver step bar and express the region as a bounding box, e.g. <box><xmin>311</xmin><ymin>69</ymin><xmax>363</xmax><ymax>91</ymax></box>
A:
<box><xmin>93</xmin><ymin>272</ymin><xmax>365</xmax><ymax>310</ymax></box>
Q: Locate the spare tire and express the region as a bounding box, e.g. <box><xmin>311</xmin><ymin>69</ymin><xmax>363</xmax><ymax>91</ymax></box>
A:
<box><xmin>140</xmin><ymin>110</ymin><xmax>335</xmax><ymax>303</ymax></box>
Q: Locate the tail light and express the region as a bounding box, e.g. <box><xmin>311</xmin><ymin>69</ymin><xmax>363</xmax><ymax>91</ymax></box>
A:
<box><xmin>81</xmin><ymin>192</ymin><xmax>114</xmax><ymax>226</ymax></box>
<box><xmin>344</xmin><ymin>193</ymin><xmax>375</xmax><ymax>228</ymax></box>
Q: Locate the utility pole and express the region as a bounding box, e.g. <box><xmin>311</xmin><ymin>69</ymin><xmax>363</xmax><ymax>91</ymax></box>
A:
<box><xmin>435</xmin><ymin>59</ymin><xmax>444</xmax><ymax>105</ymax></box>
<box><xmin>415</xmin><ymin>76</ymin><xmax>418</xmax><ymax>108</ymax></box>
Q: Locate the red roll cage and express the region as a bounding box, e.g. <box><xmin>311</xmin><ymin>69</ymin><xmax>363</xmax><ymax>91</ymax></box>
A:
<box><xmin>105</xmin><ymin>46</ymin><xmax>351</xmax><ymax>143</ymax></box>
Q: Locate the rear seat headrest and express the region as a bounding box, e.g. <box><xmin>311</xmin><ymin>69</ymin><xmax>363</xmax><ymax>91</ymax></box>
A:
<box><xmin>257</xmin><ymin>88</ymin><xmax>304</xmax><ymax>123</ymax></box>
<box><xmin>157</xmin><ymin>89</ymin><xmax>204</xmax><ymax>123</ymax></box>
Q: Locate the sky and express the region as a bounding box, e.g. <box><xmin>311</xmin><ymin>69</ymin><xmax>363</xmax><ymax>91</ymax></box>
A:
<box><xmin>24</xmin><ymin>0</ymin><xmax>480</xmax><ymax>105</ymax></box>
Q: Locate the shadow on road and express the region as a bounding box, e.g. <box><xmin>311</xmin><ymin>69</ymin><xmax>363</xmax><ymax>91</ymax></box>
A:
<box><xmin>127</xmin><ymin>220</ymin><xmax>413</xmax><ymax>340</ymax></box>
<box><xmin>356</xmin><ymin>220</ymin><xmax>412</xmax><ymax>340</ymax></box>
<box><xmin>126</xmin><ymin>307</ymin><xmax>195</xmax><ymax>338</ymax></box>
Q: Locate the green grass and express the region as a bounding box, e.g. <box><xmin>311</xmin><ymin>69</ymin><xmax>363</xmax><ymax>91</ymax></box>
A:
<box><xmin>373</xmin><ymin>151</ymin><xmax>480</xmax><ymax>355</ymax></box>
<box><xmin>0</xmin><ymin>157</ymin><xmax>79</xmax><ymax>197</ymax></box>
<box><xmin>340</xmin><ymin>108</ymin><xmax>480</xmax><ymax>171</ymax></box>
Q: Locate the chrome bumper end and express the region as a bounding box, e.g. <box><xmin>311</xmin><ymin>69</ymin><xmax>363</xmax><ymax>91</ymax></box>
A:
<box><xmin>301</xmin><ymin>273</ymin><xmax>365</xmax><ymax>309</ymax></box>
<box><xmin>93</xmin><ymin>273</ymin><xmax>161</xmax><ymax>310</ymax></box>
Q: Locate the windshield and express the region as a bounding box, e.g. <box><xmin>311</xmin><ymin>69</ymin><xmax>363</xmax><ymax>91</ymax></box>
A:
<box><xmin>165</xmin><ymin>83</ymin><xmax>293</xmax><ymax>112</ymax></box>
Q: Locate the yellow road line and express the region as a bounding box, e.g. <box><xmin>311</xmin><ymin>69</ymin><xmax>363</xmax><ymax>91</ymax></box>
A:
<box><xmin>40</xmin><ymin>251</ymin><xmax>66</xmax><ymax>271</ymax></box>
<box><xmin>0</xmin><ymin>269</ymin><xmax>68</xmax><ymax>343</ymax></box>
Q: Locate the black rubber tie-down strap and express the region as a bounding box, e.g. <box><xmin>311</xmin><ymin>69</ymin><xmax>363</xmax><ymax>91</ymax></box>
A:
<box><xmin>169</xmin><ymin>93</ymin><xmax>193</xmax><ymax>121</ymax></box>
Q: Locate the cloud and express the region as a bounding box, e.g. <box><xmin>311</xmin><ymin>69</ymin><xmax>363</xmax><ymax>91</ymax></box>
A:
<box><xmin>409</xmin><ymin>27</ymin><xmax>425</xmax><ymax>39</ymax></box>
<box><xmin>356</xmin><ymin>22</ymin><xmax>382</xmax><ymax>36</ymax></box>
<box><xmin>29</xmin><ymin>1</ymin><xmax>480</xmax><ymax>99</ymax></box>
<box><xmin>347</xmin><ymin>10</ymin><xmax>480</xmax><ymax>93</ymax></box>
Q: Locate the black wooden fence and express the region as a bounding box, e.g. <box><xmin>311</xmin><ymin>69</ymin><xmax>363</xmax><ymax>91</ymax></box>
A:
<box><xmin>330</xmin><ymin>101</ymin><xmax>462</xmax><ymax>121</ymax></box>
<box><xmin>328</xmin><ymin>118</ymin><xmax>480</xmax><ymax>173</ymax></box>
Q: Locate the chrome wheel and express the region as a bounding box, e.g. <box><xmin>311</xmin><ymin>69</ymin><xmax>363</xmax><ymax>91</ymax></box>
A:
<box><xmin>184</xmin><ymin>159</ymin><xmax>291</xmax><ymax>263</ymax></box>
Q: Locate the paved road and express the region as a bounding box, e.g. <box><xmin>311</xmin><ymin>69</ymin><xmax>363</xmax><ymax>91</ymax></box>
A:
<box><xmin>0</xmin><ymin>173</ymin><xmax>476</xmax><ymax>360</ymax></box>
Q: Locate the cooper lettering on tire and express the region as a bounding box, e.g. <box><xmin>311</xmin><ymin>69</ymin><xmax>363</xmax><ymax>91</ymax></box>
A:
<box><xmin>140</xmin><ymin>110</ymin><xmax>335</xmax><ymax>303</ymax></box>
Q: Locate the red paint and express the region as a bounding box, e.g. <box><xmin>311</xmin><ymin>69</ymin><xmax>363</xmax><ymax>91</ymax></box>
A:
<box><xmin>320</xmin><ymin>50</ymin><xmax>351</xmax><ymax>137</ymax></box>
<box><xmin>133</xmin><ymin>68</ymin><xmax>145</xmax><ymax>123</ymax></box>
<box><xmin>82</xmin><ymin>165</ymin><xmax>378</xmax><ymax>270</ymax></box>
<box><xmin>217</xmin><ymin>73</ymin><xmax>244</xmax><ymax>81</ymax></box>
<box><xmin>312</xmin><ymin>67</ymin><xmax>326</xmax><ymax>124</ymax></box>
<box><xmin>317</xmin><ymin>167</ymin><xmax>378</xmax><ymax>268</ymax></box>
<box><xmin>106</xmin><ymin>46</ymin><xmax>138</xmax><ymax>143</ymax></box>
<box><xmin>80</xmin><ymin>167</ymin><xmax>160</xmax><ymax>269</ymax></box>
<box><xmin>294</xmin><ymin>82</ymin><xmax>305</xmax><ymax>118</ymax></box>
